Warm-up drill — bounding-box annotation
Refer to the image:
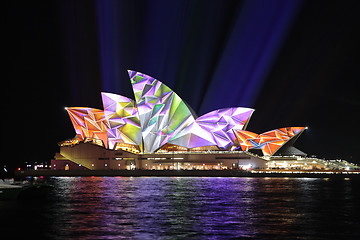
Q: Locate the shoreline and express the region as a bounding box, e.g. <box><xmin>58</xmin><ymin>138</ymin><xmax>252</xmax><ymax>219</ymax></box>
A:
<box><xmin>14</xmin><ymin>169</ymin><xmax>360</xmax><ymax>178</ymax></box>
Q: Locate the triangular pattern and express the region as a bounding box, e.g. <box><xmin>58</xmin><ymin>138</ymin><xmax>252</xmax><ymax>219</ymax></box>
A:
<box><xmin>169</xmin><ymin>121</ymin><xmax>217</xmax><ymax>148</ymax></box>
<box><xmin>233</xmin><ymin>127</ymin><xmax>306</xmax><ymax>156</ymax></box>
<box><xmin>233</xmin><ymin>130</ymin><xmax>259</xmax><ymax>151</ymax></box>
<box><xmin>66</xmin><ymin>107</ymin><xmax>109</xmax><ymax>148</ymax></box>
<box><xmin>128</xmin><ymin>70</ymin><xmax>196</xmax><ymax>153</ymax></box>
<box><xmin>169</xmin><ymin>107</ymin><xmax>254</xmax><ymax>150</ymax></box>
<box><xmin>101</xmin><ymin>92</ymin><xmax>142</xmax><ymax>149</ymax></box>
<box><xmin>195</xmin><ymin>107</ymin><xmax>254</xmax><ymax>149</ymax></box>
<box><xmin>65</xmin><ymin>70</ymin><xmax>306</xmax><ymax>155</ymax></box>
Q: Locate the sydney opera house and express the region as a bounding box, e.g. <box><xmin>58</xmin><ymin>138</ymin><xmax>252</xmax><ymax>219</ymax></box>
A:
<box><xmin>53</xmin><ymin>70</ymin><xmax>333</xmax><ymax>171</ymax></box>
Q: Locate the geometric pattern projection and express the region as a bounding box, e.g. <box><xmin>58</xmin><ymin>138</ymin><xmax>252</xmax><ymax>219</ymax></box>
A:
<box><xmin>66</xmin><ymin>70</ymin><xmax>306</xmax><ymax>155</ymax></box>
<box><xmin>66</xmin><ymin>107</ymin><xmax>109</xmax><ymax>149</ymax></box>
<box><xmin>101</xmin><ymin>92</ymin><xmax>142</xmax><ymax>150</ymax></box>
<box><xmin>128</xmin><ymin>70</ymin><xmax>196</xmax><ymax>153</ymax></box>
<box><xmin>196</xmin><ymin>107</ymin><xmax>254</xmax><ymax>149</ymax></box>
<box><xmin>169</xmin><ymin>107</ymin><xmax>254</xmax><ymax>149</ymax></box>
<box><xmin>233</xmin><ymin>127</ymin><xmax>306</xmax><ymax>156</ymax></box>
<box><xmin>168</xmin><ymin>120</ymin><xmax>217</xmax><ymax>149</ymax></box>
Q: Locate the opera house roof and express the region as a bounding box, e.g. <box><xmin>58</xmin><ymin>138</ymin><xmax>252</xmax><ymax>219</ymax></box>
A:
<box><xmin>65</xmin><ymin>70</ymin><xmax>305</xmax><ymax>156</ymax></box>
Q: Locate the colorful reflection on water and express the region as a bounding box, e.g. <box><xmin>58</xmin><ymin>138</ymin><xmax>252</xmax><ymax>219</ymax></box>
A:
<box><xmin>1</xmin><ymin>177</ymin><xmax>359</xmax><ymax>239</ymax></box>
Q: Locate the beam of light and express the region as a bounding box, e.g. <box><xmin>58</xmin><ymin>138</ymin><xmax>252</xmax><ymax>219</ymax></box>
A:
<box><xmin>95</xmin><ymin>0</ymin><xmax>302</xmax><ymax>115</ymax></box>
<box><xmin>95</xmin><ymin>0</ymin><xmax>187</xmax><ymax>96</ymax></box>
<box><xmin>199</xmin><ymin>0</ymin><xmax>303</xmax><ymax>114</ymax></box>
<box><xmin>96</xmin><ymin>0</ymin><xmax>122</xmax><ymax>93</ymax></box>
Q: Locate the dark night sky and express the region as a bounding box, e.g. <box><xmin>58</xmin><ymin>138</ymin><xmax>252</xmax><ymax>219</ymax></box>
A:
<box><xmin>3</xmin><ymin>0</ymin><xmax>360</xmax><ymax>170</ymax></box>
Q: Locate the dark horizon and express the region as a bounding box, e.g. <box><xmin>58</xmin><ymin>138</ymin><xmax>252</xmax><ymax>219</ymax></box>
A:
<box><xmin>3</xmin><ymin>0</ymin><xmax>360</xmax><ymax>171</ymax></box>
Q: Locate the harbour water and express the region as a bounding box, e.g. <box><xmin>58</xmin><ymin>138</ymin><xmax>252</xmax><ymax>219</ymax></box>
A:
<box><xmin>1</xmin><ymin>177</ymin><xmax>359</xmax><ymax>239</ymax></box>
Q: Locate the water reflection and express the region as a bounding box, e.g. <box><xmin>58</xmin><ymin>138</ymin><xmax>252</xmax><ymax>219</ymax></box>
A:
<box><xmin>1</xmin><ymin>177</ymin><xmax>359</xmax><ymax>239</ymax></box>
